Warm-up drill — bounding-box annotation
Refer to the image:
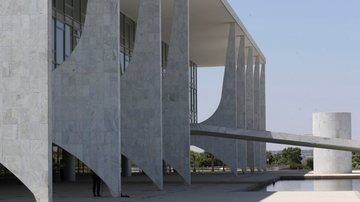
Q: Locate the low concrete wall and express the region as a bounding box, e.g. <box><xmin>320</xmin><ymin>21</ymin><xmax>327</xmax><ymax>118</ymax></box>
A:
<box><xmin>313</xmin><ymin>112</ymin><xmax>352</xmax><ymax>174</ymax></box>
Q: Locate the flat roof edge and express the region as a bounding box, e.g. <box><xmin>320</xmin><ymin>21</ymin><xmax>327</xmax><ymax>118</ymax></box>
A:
<box><xmin>221</xmin><ymin>0</ymin><xmax>267</xmax><ymax>63</ymax></box>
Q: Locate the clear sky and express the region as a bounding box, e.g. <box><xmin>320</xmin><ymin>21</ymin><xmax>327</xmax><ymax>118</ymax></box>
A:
<box><xmin>196</xmin><ymin>0</ymin><xmax>360</xmax><ymax>151</ymax></box>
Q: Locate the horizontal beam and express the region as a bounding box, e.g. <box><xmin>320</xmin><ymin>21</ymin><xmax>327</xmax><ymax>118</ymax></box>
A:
<box><xmin>191</xmin><ymin>124</ymin><xmax>360</xmax><ymax>152</ymax></box>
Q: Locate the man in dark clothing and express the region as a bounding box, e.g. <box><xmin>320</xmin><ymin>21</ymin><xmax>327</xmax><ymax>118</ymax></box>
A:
<box><xmin>92</xmin><ymin>171</ymin><xmax>101</xmax><ymax>197</ymax></box>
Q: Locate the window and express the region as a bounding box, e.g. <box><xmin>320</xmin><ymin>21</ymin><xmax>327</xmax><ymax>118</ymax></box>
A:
<box><xmin>65</xmin><ymin>24</ymin><xmax>72</xmax><ymax>58</ymax></box>
<box><xmin>56</xmin><ymin>0</ymin><xmax>64</xmax><ymax>13</ymax></box>
<box><xmin>52</xmin><ymin>0</ymin><xmax>86</xmax><ymax>68</ymax></box>
<box><xmin>190</xmin><ymin>61</ymin><xmax>198</xmax><ymax>123</ymax></box>
<box><xmin>65</xmin><ymin>0</ymin><xmax>73</xmax><ymax>17</ymax></box>
<box><xmin>56</xmin><ymin>20</ymin><xmax>64</xmax><ymax>66</ymax></box>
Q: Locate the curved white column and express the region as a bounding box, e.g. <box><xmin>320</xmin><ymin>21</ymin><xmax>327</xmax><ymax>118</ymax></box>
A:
<box><xmin>52</xmin><ymin>0</ymin><xmax>121</xmax><ymax>196</ymax></box>
<box><xmin>121</xmin><ymin>0</ymin><xmax>163</xmax><ymax>190</ymax></box>
<box><xmin>313</xmin><ymin>112</ymin><xmax>352</xmax><ymax>174</ymax></box>
<box><xmin>259</xmin><ymin>63</ymin><xmax>267</xmax><ymax>170</ymax></box>
<box><xmin>163</xmin><ymin>0</ymin><xmax>191</xmax><ymax>184</ymax></box>
<box><xmin>191</xmin><ymin>23</ymin><xmax>238</xmax><ymax>174</ymax></box>
<box><xmin>245</xmin><ymin>47</ymin><xmax>255</xmax><ymax>172</ymax></box>
<box><xmin>236</xmin><ymin>36</ymin><xmax>247</xmax><ymax>171</ymax></box>
<box><xmin>253</xmin><ymin>57</ymin><xmax>261</xmax><ymax>170</ymax></box>
<box><xmin>0</xmin><ymin>0</ymin><xmax>51</xmax><ymax>201</ymax></box>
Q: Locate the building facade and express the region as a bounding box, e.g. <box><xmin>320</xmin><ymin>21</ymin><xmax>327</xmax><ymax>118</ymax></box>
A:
<box><xmin>0</xmin><ymin>0</ymin><xmax>266</xmax><ymax>201</ymax></box>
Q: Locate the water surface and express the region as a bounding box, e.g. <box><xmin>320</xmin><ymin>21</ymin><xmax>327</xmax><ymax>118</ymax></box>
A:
<box><xmin>267</xmin><ymin>179</ymin><xmax>360</xmax><ymax>191</ymax></box>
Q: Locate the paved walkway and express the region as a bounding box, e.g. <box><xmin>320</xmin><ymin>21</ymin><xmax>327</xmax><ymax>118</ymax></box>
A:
<box><xmin>1</xmin><ymin>171</ymin><xmax>360</xmax><ymax>201</ymax></box>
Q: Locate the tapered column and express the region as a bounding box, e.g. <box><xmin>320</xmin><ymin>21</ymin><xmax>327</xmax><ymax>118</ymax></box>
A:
<box><xmin>253</xmin><ymin>57</ymin><xmax>261</xmax><ymax>170</ymax></box>
<box><xmin>121</xmin><ymin>0</ymin><xmax>163</xmax><ymax>190</ymax></box>
<box><xmin>52</xmin><ymin>0</ymin><xmax>121</xmax><ymax>196</ymax></box>
<box><xmin>236</xmin><ymin>36</ymin><xmax>247</xmax><ymax>172</ymax></box>
<box><xmin>0</xmin><ymin>0</ymin><xmax>51</xmax><ymax>201</ymax></box>
<box><xmin>163</xmin><ymin>0</ymin><xmax>190</xmax><ymax>184</ymax></box>
<box><xmin>259</xmin><ymin>63</ymin><xmax>267</xmax><ymax>170</ymax></box>
<box><xmin>191</xmin><ymin>23</ymin><xmax>238</xmax><ymax>174</ymax></box>
<box><xmin>245</xmin><ymin>47</ymin><xmax>255</xmax><ymax>172</ymax></box>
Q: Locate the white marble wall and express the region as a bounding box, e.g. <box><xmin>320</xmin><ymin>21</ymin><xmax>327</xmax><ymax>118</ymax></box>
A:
<box><xmin>52</xmin><ymin>0</ymin><xmax>121</xmax><ymax>197</ymax></box>
<box><xmin>121</xmin><ymin>0</ymin><xmax>163</xmax><ymax>190</ymax></box>
<box><xmin>163</xmin><ymin>0</ymin><xmax>191</xmax><ymax>184</ymax></box>
<box><xmin>0</xmin><ymin>0</ymin><xmax>51</xmax><ymax>201</ymax></box>
<box><xmin>191</xmin><ymin>23</ymin><xmax>238</xmax><ymax>174</ymax></box>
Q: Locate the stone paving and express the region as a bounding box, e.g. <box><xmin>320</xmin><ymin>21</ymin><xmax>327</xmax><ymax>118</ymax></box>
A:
<box><xmin>1</xmin><ymin>171</ymin><xmax>360</xmax><ymax>202</ymax></box>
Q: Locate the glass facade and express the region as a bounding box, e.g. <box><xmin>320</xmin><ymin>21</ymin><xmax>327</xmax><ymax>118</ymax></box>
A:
<box><xmin>52</xmin><ymin>0</ymin><xmax>86</xmax><ymax>69</ymax></box>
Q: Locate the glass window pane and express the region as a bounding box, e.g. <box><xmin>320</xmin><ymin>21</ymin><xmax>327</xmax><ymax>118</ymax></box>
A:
<box><xmin>56</xmin><ymin>0</ymin><xmax>64</xmax><ymax>13</ymax></box>
<box><xmin>56</xmin><ymin>21</ymin><xmax>64</xmax><ymax>66</ymax></box>
<box><xmin>73</xmin><ymin>0</ymin><xmax>81</xmax><ymax>22</ymax></box>
<box><xmin>51</xmin><ymin>18</ymin><xmax>55</xmax><ymax>68</ymax></box>
<box><xmin>65</xmin><ymin>24</ymin><xmax>72</xmax><ymax>58</ymax></box>
<box><xmin>81</xmin><ymin>0</ymin><xmax>87</xmax><ymax>24</ymax></box>
<box><xmin>65</xmin><ymin>0</ymin><xmax>73</xmax><ymax>16</ymax></box>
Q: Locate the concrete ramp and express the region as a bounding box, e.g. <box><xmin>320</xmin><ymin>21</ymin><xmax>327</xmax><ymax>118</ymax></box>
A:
<box><xmin>191</xmin><ymin>124</ymin><xmax>360</xmax><ymax>152</ymax></box>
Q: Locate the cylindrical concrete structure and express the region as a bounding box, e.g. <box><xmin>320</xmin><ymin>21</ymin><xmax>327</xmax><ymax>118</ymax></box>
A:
<box><xmin>313</xmin><ymin>112</ymin><xmax>352</xmax><ymax>174</ymax></box>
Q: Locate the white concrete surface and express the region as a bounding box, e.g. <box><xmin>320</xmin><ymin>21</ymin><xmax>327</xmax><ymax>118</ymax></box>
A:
<box><xmin>52</xmin><ymin>0</ymin><xmax>121</xmax><ymax>197</ymax></box>
<box><xmin>0</xmin><ymin>0</ymin><xmax>51</xmax><ymax>201</ymax></box>
<box><xmin>120</xmin><ymin>0</ymin><xmax>163</xmax><ymax>190</ymax></box>
<box><xmin>246</xmin><ymin>47</ymin><xmax>255</xmax><ymax>172</ymax></box>
<box><xmin>236</xmin><ymin>35</ymin><xmax>248</xmax><ymax>171</ymax></box>
<box><xmin>191</xmin><ymin>124</ymin><xmax>360</xmax><ymax>152</ymax></box>
<box><xmin>162</xmin><ymin>0</ymin><xmax>191</xmax><ymax>185</ymax></box>
<box><xmin>191</xmin><ymin>23</ymin><xmax>238</xmax><ymax>175</ymax></box>
<box><xmin>253</xmin><ymin>56</ymin><xmax>261</xmax><ymax>170</ymax></box>
<box><xmin>313</xmin><ymin>112</ymin><xmax>352</xmax><ymax>174</ymax></box>
<box><xmin>259</xmin><ymin>63</ymin><xmax>267</xmax><ymax>170</ymax></box>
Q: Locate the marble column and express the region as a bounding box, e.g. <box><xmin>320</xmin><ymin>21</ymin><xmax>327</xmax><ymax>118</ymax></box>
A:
<box><xmin>191</xmin><ymin>23</ymin><xmax>238</xmax><ymax>174</ymax></box>
<box><xmin>259</xmin><ymin>63</ymin><xmax>267</xmax><ymax>170</ymax></box>
<box><xmin>0</xmin><ymin>0</ymin><xmax>51</xmax><ymax>201</ymax></box>
<box><xmin>52</xmin><ymin>0</ymin><xmax>121</xmax><ymax>196</ymax></box>
<box><xmin>236</xmin><ymin>36</ymin><xmax>247</xmax><ymax>172</ymax></box>
<box><xmin>245</xmin><ymin>47</ymin><xmax>255</xmax><ymax>172</ymax></box>
<box><xmin>121</xmin><ymin>0</ymin><xmax>163</xmax><ymax>190</ymax></box>
<box><xmin>163</xmin><ymin>0</ymin><xmax>191</xmax><ymax>184</ymax></box>
<box><xmin>253</xmin><ymin>57</ymin><xmax>261</xmax><ymax>171</ymax></box>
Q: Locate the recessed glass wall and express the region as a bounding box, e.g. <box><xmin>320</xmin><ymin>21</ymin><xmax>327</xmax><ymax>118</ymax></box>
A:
<box><xmin>52</xmin><ymin>0</ymin><xmax>86</xmax><ymax>69</ymax></box>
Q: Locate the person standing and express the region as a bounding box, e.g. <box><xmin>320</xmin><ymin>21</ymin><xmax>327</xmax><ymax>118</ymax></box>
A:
<box><xmin>92</xmin><ymin>171</ymin><xmax>101</xmax><ymax>197</ymax></box>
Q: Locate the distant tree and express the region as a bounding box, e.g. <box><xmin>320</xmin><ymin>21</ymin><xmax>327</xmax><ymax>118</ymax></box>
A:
<box><xmin>282</xmin><ymin>147</ymin><xmax>302</xmax><ymax>165</ymax></box>
<box><xmin>266</xmin><ymin>151</ymin><xmax>274</xmax><ymax>165</ymax></box>
<box><xmin>352</xmin><ymin>152</ymin><xmax>360</xmax><ymax>169</ymax></box>
<box><xmin>190</xmin><ymin>151</ymin><xmax>224</xmax><ymax>172</ymax></box>
<box><xmin>273</xmin><ymin>147</ymin><xmax>303</xmax><ymax>167</ymax></box>
<box><xmin>305</xmin><ymin>157</ymin><xmax>313</xmax><ymax>170</ymax></box>
<box><xmin>190</xmin><ymin>151</ymin><xmax>200</xmax><ymax>172</ymax></box>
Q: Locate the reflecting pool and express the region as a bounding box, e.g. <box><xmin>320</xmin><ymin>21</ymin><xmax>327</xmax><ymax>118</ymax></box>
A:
<box><xmin>266</xmin><ymin>179</ymin><xmax>360</xmax><ymax>191</ymax></box>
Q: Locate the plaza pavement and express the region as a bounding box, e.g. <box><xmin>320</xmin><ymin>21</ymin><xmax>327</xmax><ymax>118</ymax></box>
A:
<box><xmin>1</xmin><ymin>171</ymin><xmax>360</xmax><ymax>202</ymax></box>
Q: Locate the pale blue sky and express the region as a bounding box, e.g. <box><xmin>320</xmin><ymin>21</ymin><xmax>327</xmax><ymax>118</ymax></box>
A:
<box><xmin>196</xmin><ymin>0</ymin><xmax>360</xmax><ymax>151</ymax></box>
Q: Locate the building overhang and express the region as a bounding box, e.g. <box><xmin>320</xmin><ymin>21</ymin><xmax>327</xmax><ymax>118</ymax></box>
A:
<box><xmin>120</xmin><ymin>0</ymin><xmax>266</xmax><ymax>67</ymax></box>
